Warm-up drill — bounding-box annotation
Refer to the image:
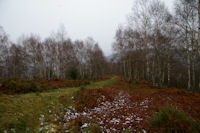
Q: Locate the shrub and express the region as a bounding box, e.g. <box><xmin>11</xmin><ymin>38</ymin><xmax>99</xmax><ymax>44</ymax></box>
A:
<box><xmin>74</xmin><ymin>87</ymin><xmax>94</xmax><ymax>112</ymax></box>
<box><xmin>1</xmin><ymin>79</ymin><xmax>18</xmax><ymax>93</ymax></box>
<box><xmin>83</xmin><ymin>80</ymin><xmax>90</xmax><ymax>85</ymax></box>
<box><xmin>149</xmin><ymin>105</ymin><xmax>200</xmax><ymax>133</ymax></box>
<box><xmin>68</xmin><ymin>67</ymin><xmax>79</xmax><ymax>80</ymax></box>
<box><xmin>7</xmin><ymin>80</ymin><xmax>17</xmax><ymax>92</ymax></box>
<box><xmin>16</xmin><ymin>81</ymin><xmax>30</xmax><ymax>93</ymax></box>
<box><xmin>30</xmin><ymin>81</ymin><xmax>41</xmax><ymax>92</ymax></box>
<box><xmin>1</xmin><ymin>78</ymin><xmax>49</xmax><ymax>94</ymax></box>
<box><xmin>0</xmin><ymin>78</ymin><xmax>89</xmax><ymax>94</ymax></box>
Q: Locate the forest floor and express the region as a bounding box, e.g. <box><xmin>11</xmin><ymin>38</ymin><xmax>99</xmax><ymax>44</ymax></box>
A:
<box><xmin>0</xmin><ymin>76</ymin><xmax>200</xmax><ymax>133</ymax></box>
<box><xmin>0</xmin><ymin>76</ymin><xmax>116</xmax><ymax>133</ymax></box>
<box><xmin>63</xmin><ymin>78</ymin><xmax>200</xmax><ymax>132</ymax></box>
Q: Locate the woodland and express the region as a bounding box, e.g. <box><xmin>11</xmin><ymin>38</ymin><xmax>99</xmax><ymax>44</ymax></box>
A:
<box><xmin>0</xmin><ymin>0</ymin><xmax>200</xmax><ymax>132</ymax></box>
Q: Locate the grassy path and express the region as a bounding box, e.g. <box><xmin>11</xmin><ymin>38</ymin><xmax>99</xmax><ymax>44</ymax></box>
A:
<box><xmin>86</xmin><ymin>76</ymin><xmax>116</xmax><ymax>89</ymax></box>
<box><xmin>1</xmin><ymin>77</ymin><xmax>200</xmax><ymax>132</ymax></box>
<box><xmin>0</xmin><ymin>76</ymin><xmax>116</xmax><ymax>132</ymax></box>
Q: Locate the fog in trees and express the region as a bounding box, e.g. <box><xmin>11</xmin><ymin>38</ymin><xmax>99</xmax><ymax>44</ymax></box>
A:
<box><xmin>0</xmin><ymin>26</ymin><xmax>106</xmax><ymax>80</ymax></box>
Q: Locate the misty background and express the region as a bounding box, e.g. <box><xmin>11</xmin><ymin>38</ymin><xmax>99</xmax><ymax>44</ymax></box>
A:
<box><xmin>0</xmin><ymin>0</ymin><xmax>174</xmax><ymax>56</ymax></box>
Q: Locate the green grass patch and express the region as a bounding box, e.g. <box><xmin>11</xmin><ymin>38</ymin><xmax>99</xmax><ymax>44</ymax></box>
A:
<box><xmin>0</xmin><ymin>87</ymin><xmax>78</xmax><ymax>132</ymax></box>
<box><xmin>0</xmin><ymin>76</ymin><xmax>116</xmax><ymax>132</ymax></box>
<box><xmin>86</xmin><ymin>76</ymin><xmax>116</xmax><ymax>89</ymax></box>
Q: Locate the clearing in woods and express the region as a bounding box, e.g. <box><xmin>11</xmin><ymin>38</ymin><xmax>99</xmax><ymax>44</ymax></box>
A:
<box><xmin>0</xmin><ymin>76</ymin><xmax>200</xmax><ymax>132</ymax></box>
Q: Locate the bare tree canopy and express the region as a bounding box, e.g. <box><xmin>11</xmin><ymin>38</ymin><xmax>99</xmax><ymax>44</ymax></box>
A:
<box><xmin>113</xmin><ymin>0</ymin><xmax>200</xmax><ymax>90</ymax></box>
<box><xmin>0</xmin><ymin>26</ymin><xmax>106</xmax><ymax>80</ymax></box>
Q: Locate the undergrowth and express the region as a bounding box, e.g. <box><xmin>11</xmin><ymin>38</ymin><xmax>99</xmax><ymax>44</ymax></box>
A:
<box><xmin>0</xmin><ymin>78</ymin><xmax>90</xmax><ymax>94</ymax></box>
<box><xmin>0</xmin><ymin>76</ymin><xmax>116</xmax><ymax>132</ymax></box>
<box><xmin>150</xmin><ymin>105</ymin><xmax>200</xmax><ymax>133</ymax></box>
<box><xmin>74</xmin><ymin>87</ymin><xmax>115</xmax><ymax>112</ymax></box>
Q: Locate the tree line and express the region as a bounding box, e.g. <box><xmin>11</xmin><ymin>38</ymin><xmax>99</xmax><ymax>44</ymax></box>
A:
<box><xmin>112</xmin><ymin>0</ymin><xmax>200</xmax><ymax>90</ymax></box>
<box><xmin>0</xmin><ymin>26</ymin><xmax>105</xmax><ymax>80</ymax></box>
<box><xmin>1</xmin><ymin>0</ymin><xmax>200</xmax><ymax>91</ymax></box>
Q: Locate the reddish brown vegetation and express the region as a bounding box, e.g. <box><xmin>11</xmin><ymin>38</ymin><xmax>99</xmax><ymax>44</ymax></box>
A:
<box><xmin>75</xmin><ymin>88</ymin><xmax>117</xmax><ymax>112</ymax></box>
<box><xmin>0</xmin><ymin>78</ymin><xmax>90</xmax><ymax>94</ymax></box>
<box><xmin>68</xmin><ymin>78</ymin><xmax>200</xmax><ymax>132</ymax></box>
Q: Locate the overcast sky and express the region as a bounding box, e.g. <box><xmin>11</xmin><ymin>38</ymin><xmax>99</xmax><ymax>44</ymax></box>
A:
<box><xmin>0</xmin><ymin>0</ymin><xmax>174</xmax><ymax>56</ymax></box>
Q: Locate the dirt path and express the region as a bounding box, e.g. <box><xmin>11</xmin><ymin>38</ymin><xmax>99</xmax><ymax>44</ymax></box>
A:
<box><xmin>62</xmin><ymin>79</ymin><xmax>200</xmax><ymax>133</ymax></box>
<box><xmin>64</xmin><ymin>90</ymin><xmax>149</xmax><ymax>132</ymax></box>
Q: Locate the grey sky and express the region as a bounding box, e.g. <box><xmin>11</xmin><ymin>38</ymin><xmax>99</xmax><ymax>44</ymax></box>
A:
<box><xmin>0</xmin><ymin>0</ymin><xmax>174</xmax><ymax>56</ymax></box>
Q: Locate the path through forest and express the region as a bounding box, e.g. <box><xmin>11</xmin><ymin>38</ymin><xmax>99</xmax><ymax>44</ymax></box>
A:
<box><xmin>64</xmin><ymin>90</ymin><xmax>149</xmax><ymax>132</ymax></box>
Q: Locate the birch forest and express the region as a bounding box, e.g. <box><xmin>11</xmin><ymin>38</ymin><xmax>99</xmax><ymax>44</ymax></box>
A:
<box><xmin>112</xmin><ymin>0</ymin><xmax>200</xmax><ymax>90</ymax></box>
<box><xmin>0</xmin><ymin>0</ymin><xmax>200</xmax><ymax>132</ymax></box>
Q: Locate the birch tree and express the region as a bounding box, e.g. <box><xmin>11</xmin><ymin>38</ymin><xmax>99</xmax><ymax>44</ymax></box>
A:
<box><xmin>174</xmin><ymin>0</ymin><xmax>195</xmax><ymax>89</ymax></box>
<box><xmin>129</xmin><ymin>0</ymin><xmax>152</xmax><ymax>82</ymax></box>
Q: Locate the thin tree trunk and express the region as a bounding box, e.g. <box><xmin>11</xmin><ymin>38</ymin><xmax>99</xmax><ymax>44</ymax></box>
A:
<box><xmin>167</xmin><ymin>56</ymin><xmax>170</xmax><ymax>86</ymax></box>
<box><xmin>129</xmin><ymin>60</ymin><xmax>132</xmax><ymax>81</ymax></box>
<box><xmin>123</xmin><ymin>61</ymin><xmax>126</xmax><ymax>78</ymax></box>
<box><xmin>186</xmin><ymin>27</ymin><xmax>191</xmax><ymax>90</ymax></box>
<box><xmin>198</xmin><ymin>0</ymin><xmax>200</xmax><ymax>57</ymax></box>
<box><xmin>192</xmin><ymin>57</ymin><xmax>195</xmax><ymax>89</ymax></box>
<box><xmin>157</xmin><ymin>55</ymin><xmax>161</xmax><ymax>88</ymax></box>
<box><xmin>152</xmin><ymin>57</ymin><xmax>155</xmax><ymax>87</ymax></box>
<box><xmin>191</xmin><ymin>25</ymin><xmax>195</xmax><ymax>89</ymax></box>
<box><xmin>144</xmin><ymin>26</ymin><xmax>149</xmax><ymax>83</ymax></box>
<box><xmin>198</xmin><ymin>0</ymin><xmax>200</xmax><ymax>89</ymax></box>
<box><xmin>162</xmin><ymin>69</ymin><xmax>165</xmax><ymax>85</ymax></box>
